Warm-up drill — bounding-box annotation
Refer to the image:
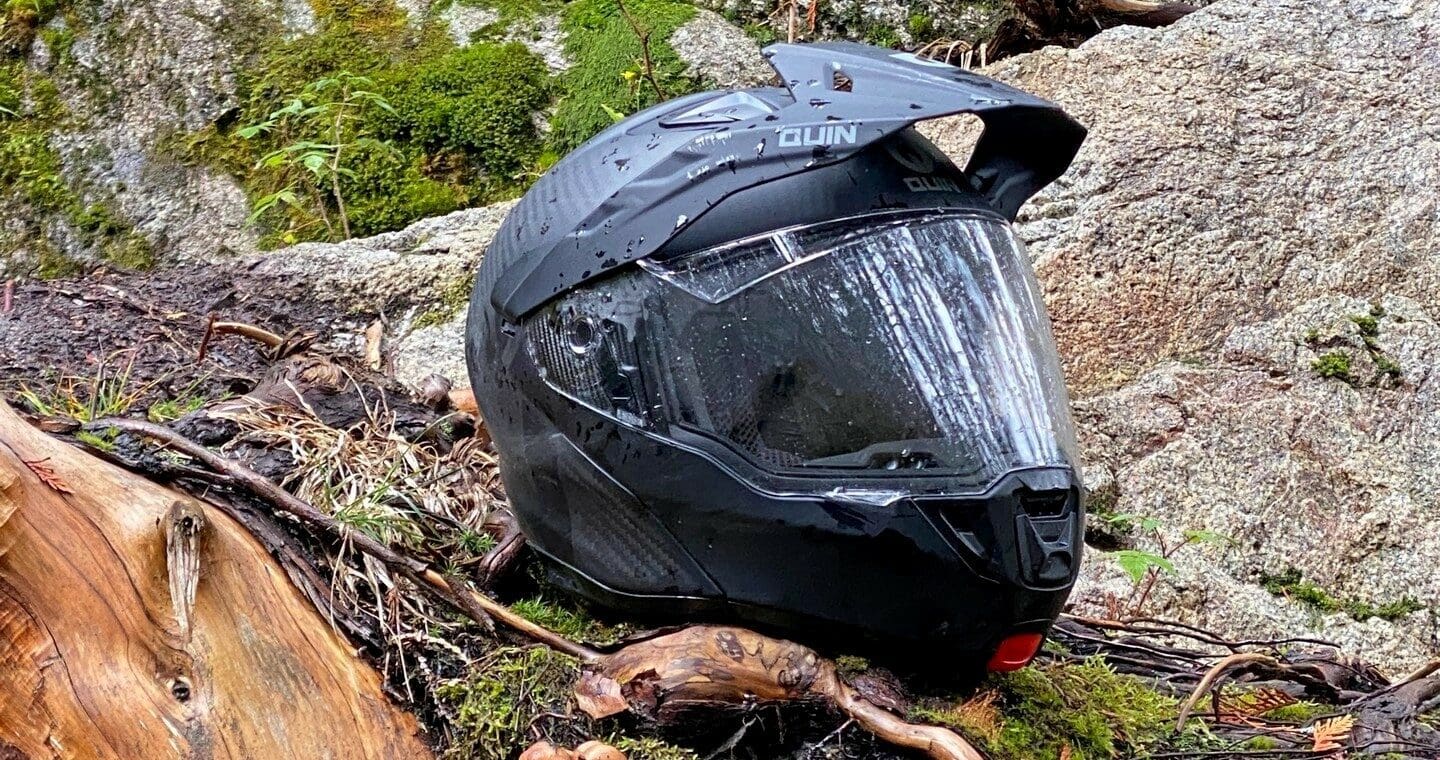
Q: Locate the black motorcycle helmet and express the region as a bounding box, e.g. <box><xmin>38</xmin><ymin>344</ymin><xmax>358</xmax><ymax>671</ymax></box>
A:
<box><xmin>466</xmin><ymin>42</ymin><xmax>1087</xmax><ymax>671</ymax></box>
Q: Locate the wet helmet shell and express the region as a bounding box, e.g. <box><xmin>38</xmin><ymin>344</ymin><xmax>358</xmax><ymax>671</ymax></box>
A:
<box><xmin>466</xmin><ymin>42</ymin><xmax>1087</xmax><ymax>664</ymax></box>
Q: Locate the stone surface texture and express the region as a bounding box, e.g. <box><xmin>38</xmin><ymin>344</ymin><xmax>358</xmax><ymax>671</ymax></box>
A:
<box><xmin>28</xmin><ymin>0</ymin><xmax>290</xmax><ymax>267</ymax></box>
<box><xmin>921</xmin><ymin>0</ymin><xmax>1440</xmax><ymax>670</ymax></box>
<box><xmin>670</xmin><ymin>9</ymin><xmax>776</xmax><ymax>87</ymax></box>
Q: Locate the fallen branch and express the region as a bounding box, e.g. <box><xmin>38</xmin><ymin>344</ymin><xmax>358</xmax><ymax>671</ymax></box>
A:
<box><xmin>213</xmin><ymin>320</ymin><xmax>285</xmax><ymax>348</ymax></box>
<box><xmin>1176</xmin><ymin>652</ymin><xmax>1281</xmax><ymax>730</ymax></box>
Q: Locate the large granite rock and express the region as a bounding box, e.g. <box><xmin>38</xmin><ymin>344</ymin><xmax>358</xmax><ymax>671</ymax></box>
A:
<box><xmin>923</xmin><ymin>0</ymin><xmax>1440</xmax><ymax>395</ymax></box>
<box><xmin>0</xmin><ymin>0</ymin><xmax>296</xmax><ymax>272</ymax></box>
<box><xmin>917</xmin><ymin>0</ymin><xmax>1440</xmax><ymax>671</ymax></box>
<box><xmin>249</xmin><ymin>202</ymin><xmax>515</xmax><ymax>387</ymax></box>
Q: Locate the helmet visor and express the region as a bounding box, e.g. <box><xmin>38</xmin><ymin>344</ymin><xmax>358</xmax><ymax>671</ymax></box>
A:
<box><xmin>526</xmin><ymin>210</ymin><xmax>1078</xmax><ymax>488</ymax></box>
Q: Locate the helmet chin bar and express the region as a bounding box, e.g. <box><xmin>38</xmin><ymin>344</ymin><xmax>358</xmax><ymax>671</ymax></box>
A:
<box><xmin>511</xmin><ymin>393</ymin><xmax>1083</xmax><ymax>661</ymax></box>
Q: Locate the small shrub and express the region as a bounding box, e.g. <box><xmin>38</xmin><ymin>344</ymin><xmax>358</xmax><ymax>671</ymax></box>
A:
<box><xmin>907</xmin><ymin>13</ymin><xmax>934</xmax><ymax>39</ymax></box>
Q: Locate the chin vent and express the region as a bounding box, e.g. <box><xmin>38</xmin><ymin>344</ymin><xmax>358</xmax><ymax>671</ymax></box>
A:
<box><xmin>1017</xmin><ymin>489</ymin><xmax>1068</xmax><ymax>519</ymax></box>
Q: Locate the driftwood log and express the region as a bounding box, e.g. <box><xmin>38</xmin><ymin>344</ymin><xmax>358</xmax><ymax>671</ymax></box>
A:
<box><xmin>0</xmin><ymin>400</ymin><xmax>431</xmax><ymax>758</ymax></box>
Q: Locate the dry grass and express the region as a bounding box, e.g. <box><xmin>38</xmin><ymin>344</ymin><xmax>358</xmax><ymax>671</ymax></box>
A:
<box><xmin>213</xmin><ymin>391</ymin><xmax>507</xmax><ymax>662</ymax></box>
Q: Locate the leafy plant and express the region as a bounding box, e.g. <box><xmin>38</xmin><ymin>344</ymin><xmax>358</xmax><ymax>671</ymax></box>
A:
<box><xmin>1101</xmin><ymin>514</ymin><xmax>1232</xmax><ymax>618</ymax></box>
<box><xmin>240</xmin><ymin>72</ymin><xmax>399</xmax><ymax>241</ymax></box>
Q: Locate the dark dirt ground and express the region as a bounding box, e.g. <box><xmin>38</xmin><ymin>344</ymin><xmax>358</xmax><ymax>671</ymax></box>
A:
<box><xmin>0</xmin><ymin>265</ymin><xmax>368</xmax><ymax>407</ymax></box>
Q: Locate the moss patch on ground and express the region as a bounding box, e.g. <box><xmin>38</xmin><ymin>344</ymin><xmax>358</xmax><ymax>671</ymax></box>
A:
<box><xmin>511</xmin><ymin>594</ymin><xmax>633</xmax><ymax>645</ymax></box>
<box><xmin>912</xmin><ymin>658</ymin><xmax>1194</xmax><ymax>759</ymax></box>
<box><xmin>436</xmin><ymin>645</ymin><xmax>586</xmax><ymax>759</ymax></box>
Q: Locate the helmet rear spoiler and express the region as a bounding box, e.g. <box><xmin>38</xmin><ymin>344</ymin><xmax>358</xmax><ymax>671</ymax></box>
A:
<box><xmin>493</xmin><ymin>41</ymin><xmax>1086</xmax><ymax>320</ymax></box>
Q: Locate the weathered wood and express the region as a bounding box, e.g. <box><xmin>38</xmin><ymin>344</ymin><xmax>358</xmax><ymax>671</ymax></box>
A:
<box><xmin>580</xmin><ymin>626</ymin><xmax>985</xmax><ymax>760</ymax></box>
<box><xmin>0</xmin><ymin>400</ymin><xmax>432</xmax><ymax>759</ymax></box>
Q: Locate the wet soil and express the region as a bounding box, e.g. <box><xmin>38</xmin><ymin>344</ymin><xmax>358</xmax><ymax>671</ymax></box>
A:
<box><xmin>0</xmin><ymin>265</ymin><xmax>370</xmax><ymax>410</ymax></box>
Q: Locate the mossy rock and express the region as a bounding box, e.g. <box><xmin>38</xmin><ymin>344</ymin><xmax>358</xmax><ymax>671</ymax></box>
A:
<box><xmin>550</xmin><ymin>0</ymin><xmax>699</xmax><ymax>152</ymax></box>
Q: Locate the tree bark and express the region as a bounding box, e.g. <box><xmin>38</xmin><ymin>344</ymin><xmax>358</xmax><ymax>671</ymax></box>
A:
<box><xmin>0</xmin><ymin>400</ymin><xmax>431</xmax><ymax>759</ymax></box>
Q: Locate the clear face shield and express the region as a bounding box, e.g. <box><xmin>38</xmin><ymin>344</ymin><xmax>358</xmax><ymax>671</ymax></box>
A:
<box><xmin>525</xmin><ymin>210</ymin><xmax>1079</xmax><ymax>491</ymax></box>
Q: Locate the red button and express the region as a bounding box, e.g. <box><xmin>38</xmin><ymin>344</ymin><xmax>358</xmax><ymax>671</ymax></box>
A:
<box><xmin>987</xmin><ymin>632</ymin><xmax>1043</xmax><ymax>672</ymax></box>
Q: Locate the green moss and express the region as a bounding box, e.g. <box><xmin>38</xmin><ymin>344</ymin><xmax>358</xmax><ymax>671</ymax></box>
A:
<box><xmin>1</xmin><ymin>0</ymin><xmax>63</xmax><ymax>57</ymax></box>
<box><xmin>863</xmin><ymin>25</ymin><xmax>901</xmax><ymax>49</ymax></box>
<box><xmin>914</xmin><ymin>659</ymin><xmax>1181</xmax><ymax>759</ymax></box>
<box><xmin>2</xmin><ymin>59</ymin><xmax>153</xmax><ymax>274</ymax></box>
<box><xmin>835</xmin><ymin>655</ymin><xmax>871</xmax><ymax>679</ymax></box>
<box><xmin>99</xmin><ymin>231</ymin><xmax>156</xmax><ymax>270</ymax></box>
<box><xmin>1311</xmin><ymin>351</ymin><xmax>1352</xmax><ymax>382</ymax></box>
<box><xmin>1263</xmin><ymin>701</ymin><xmax>1329</xmax><ymax>724</ymax></box>
<box><xmin>0</xmin><ymin>120</ymin><xmax>72</xmax><ymax>209</ymax></box>
<box><xmin>1242</xmin><ymin>735</ymin><xmax>1281</xmax><ymax>750</ymax></box>
<box><xmin>342</xmin><ymin>144</ymin><xmax>464</xmax><ymax>238</ymax></box>
<box><xmin>551</xmin><ymin>0</ymin><xmax>698</xmax><ymax>152</ymax></box>
<box><xmin>1261</xmin><ymin>568</ymin><xmax>1423</xmax><ymax>622</ymax></box>
<box><xmin>907</xmin><ymin>13</ymin><xmax>935</xmax><ymax>39</ymax></box>
<box><xmin>1350</xmin><ymin>314</ymin><xmax>1379</xmax><ymax>339</ymax></box>
<box><xmin>610</xmin><ymin>736</ymin><xmax>699</xmax><ymax>760</ymax></box>
<box><xmin>436</xmin><ymin>646</ymin><xmax>584</xmax><ymax>760</ymax></box>
<box><xmin>412</xmin><ymin>275</ymin><xmax>474</xmax><ymax>329</ymax></box>
<box><xmin>455</xmin><ymin>0</ymin><xmax>552</xmax><ymax>27</ymax></box>
<box><xmin>1373</xmin><ymin>352</ymin><xmax>1402</xmax><ymax>378</ymax></box>
<box><xmin>188</xmin><ymin>0</ymin><xmax>551</xmax><ymax>246</ymax></box>
<box><xmin>35</xmin><ymin>242</ymin><xmax>83</xmax><ymax>278</ymax></box>
<box><xmin>741</xmin><ymin>21</ymin><xmax>778</xmax><ymax>46</ymax></box>
<box><xmin>376</xmin><ymin>41</ymin><xmax>551</xmax><ymax>178</ymax></box>
<box><xmin>511</xmin><ymin>596</ymin><xmax>629</xmax><ymax>645</ymax></box>
<box><xmin>75</xmin><ymin>427</ymin><xmax>117</xmax><ymax>452</ymax></box>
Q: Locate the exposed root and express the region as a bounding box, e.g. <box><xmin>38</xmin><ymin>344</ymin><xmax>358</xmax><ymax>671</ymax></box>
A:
<box><xmin>86</xmin><ymin>416</ymin><xmax>981</xmax><ymax>758</ymax></box>
<box><xmin>578</xmin><ymin>626</ymin><xmax>984</xmax><ymax>760</ymax></box>
<box><xmin>1175</xmin><ymin>652</ymin><xmax>1280</xmax><ymax>730</ymax></box>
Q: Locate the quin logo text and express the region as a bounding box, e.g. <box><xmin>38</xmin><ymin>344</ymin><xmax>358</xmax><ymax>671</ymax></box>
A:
<box><xmin>778</xmin><ymin>125</ymin><xmax>858</xmax><ymax>147</ymax></box>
